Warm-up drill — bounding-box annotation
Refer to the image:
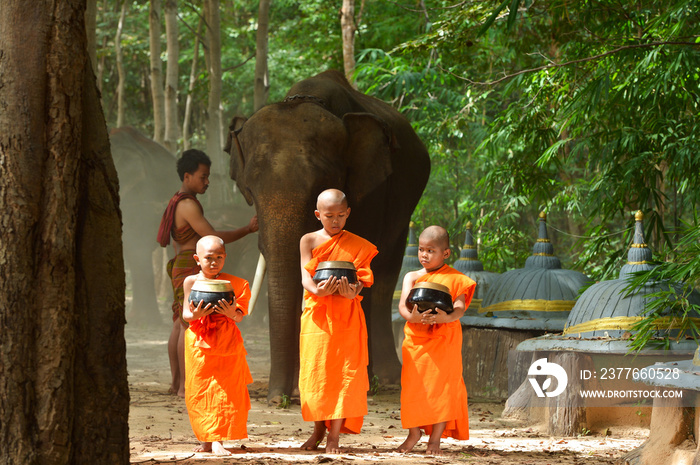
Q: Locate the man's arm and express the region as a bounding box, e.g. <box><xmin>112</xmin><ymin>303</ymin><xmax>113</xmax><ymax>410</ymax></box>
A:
<box><xmin>179</xmin><ymin>199</ymin><xmax>258</xmax><ymax>243</ymax></box>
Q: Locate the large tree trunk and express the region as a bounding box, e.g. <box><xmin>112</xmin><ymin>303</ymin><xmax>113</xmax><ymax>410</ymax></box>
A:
<box><xmin>0</xmin><ymin>1</ymin><xmax>129</xmax><ymax>464</ymax></box>
<box><xmin>164</xmin><ymin>0</ymin><xmax>180</xmax><ymax>152</ymax></box>
<box><xmin>183</xmin><ymin>17</ymin><xmax>202</xmax><ymax>150</ymax></box>
<box><xmin>85</xmin><ymin>0</ymin><xmax>97</xmax><ymax>71</ymax></box>
<box><xmin>115</xmin><ymin>0</ymin><xmax>128</xmax><ymax>127</ymax></box>
<box><xmin>149</xmin><ymin>0</ymin><xmax>165</xmax><ymax>143</ymax></box>
<box><xmin>204</xmin><ymin>0</ymin><xmax>228</xmax><ymax>202</ymax></box>
<box><xmin>253</xmin><ymin>0</ymin><xmax>271</xmax><ymax>111</ymax></box>
<box><xmin>340</xmin><ymin>0</ymin><xmax>356</xmax><ymax>83</ymax></box>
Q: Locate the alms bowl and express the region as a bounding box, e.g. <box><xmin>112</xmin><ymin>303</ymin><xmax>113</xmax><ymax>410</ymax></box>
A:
<box><xmin>189</xmin><ymin>278</ymin><xmax>235</xmax><ymax>308</ymax></box>
<box><xmin>406</xmin><ymin>282</ymin><xmax>453</xmax><ymax>314</ymax></box>
<box><xmin>313</xmin><ymin>261</ymin><xmax>358</xmax><ymax>284</ymax></box>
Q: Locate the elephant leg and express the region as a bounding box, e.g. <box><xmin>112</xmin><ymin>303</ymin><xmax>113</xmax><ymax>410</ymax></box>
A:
<box><xmin>364</xmin><ymin>282</ymin><xmax>402</xmax><ymax>384</ymax></box>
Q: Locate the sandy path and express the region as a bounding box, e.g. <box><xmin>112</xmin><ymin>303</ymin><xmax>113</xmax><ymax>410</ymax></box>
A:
<box><xmin>126</xmin><ymin>321</ymin><xmax>645</xmax><ymax>464</ymax></box>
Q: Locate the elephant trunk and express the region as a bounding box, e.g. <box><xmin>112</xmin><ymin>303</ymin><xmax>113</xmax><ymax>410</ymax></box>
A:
<box><xmin>263</xmin><ymin>251</ymin><xmax>304</xmax><ymax>402</ymax></box>
<box><xmin>256</xmin><ymin>201</ymin><xmax>313</xmax><ymax>402</ymax></box>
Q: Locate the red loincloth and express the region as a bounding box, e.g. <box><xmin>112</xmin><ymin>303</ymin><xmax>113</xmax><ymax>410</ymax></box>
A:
<box><xmin>167</xmin><ymin>250</ymin><xmax>200</xmax><ymax>323</ymax></box>
<box><xmin>401</xmin><ymin>264</ymin><xmax>476</xmax><ymax>440</ymax></box>
<box><xmin>156</xmin><ymin>191</ymin><xmax>203</xmax><ymax>247</ymax></box>
<box><xmin>185</xmin><ymin>273</ymin><xmax>252</xmax><ymax>441</ymax></box>
<box><xmin>300</xmin><ymin>231</ymin><xmax>378</xmax><ymax>434</ymax></box>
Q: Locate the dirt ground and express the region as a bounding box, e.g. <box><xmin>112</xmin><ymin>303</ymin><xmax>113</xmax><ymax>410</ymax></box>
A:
<box><xmin>126</xmin><ymin>318</ymin><xmax>647</xmax><ymax>465</ymax></box>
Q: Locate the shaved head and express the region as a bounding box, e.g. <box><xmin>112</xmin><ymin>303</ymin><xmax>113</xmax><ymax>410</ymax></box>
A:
<box><xmin>196</xmin><ymin>235</ymin><xmax>225</xmax><ymax>255</ymax></box>
<box><xmin>316</xmin><ymin>188</ymin><xmax>348</xmax><ymax>211</ymax></box>
<box><xmin>419</xmin><ymin>225</ymin><xmax>450</xmax><ymax>249</ymax></box>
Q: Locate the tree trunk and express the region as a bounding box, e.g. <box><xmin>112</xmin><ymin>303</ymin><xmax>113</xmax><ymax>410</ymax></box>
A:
<box><xmin>340</xmin><ymin>0</ymin><xmax>356</xmax><ymax>83</ymax></box>
<box><xmin>0</xmin><ymin>1</ymin><xmax>129</xmax><ymax>464</ymax></box>
<box><xmin>164</xmin><ymin>0</ymin><xmax>179</xmax><ymax>152</ymax></box>
<box><xmin>254</xmin><ymin>0</ymin><xmax>271</xmax><ymax>112</ymax></box>
<box><xmin>115</xmin><ymin>0</ymin><xmax>128</xmax><ymax>128</ymax></box>
<box><xmin>204</xmin><ymin>0</ymin><xmax>227</xmax><ymax>202</ymax></box>
<box><xmin>182</xmin><ymin>17</ymin><xmax>202</xmax><ymax>150</ymax></box>
<box><xmin>150</xmin><ymin>0</ymin><xmax>165</xmax><ymax>143</ymax></box>
<box><xmin>85</xmin><ymin>0</ymin><xmax>97</xmax><ymax>72</ymax></box>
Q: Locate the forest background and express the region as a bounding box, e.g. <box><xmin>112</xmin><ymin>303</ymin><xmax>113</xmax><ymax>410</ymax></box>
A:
<box><xmin>96</xmin><ymin>0</ymin><xmax>700</xmax><ymax>347</ymax></box>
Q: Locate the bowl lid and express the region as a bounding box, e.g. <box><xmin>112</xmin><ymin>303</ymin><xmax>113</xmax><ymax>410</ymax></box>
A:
<box><xmin>191</xmin><ymin>278</ymin><xmax>233</xmax><ymax>293</ymax></box>
<box><xmin>411</xmin><ymin>281</ymin><xmax>451</xmax><ymax>294</ymax></box>
<box><xmin>317</xmin><ymin>260</ymin><xmax>356</xmax><ymax>271</ymax></box>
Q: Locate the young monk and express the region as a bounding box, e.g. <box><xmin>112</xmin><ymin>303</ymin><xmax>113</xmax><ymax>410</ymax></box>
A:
<box><xmin>298</xmin><ymin>188</ymin><xmax>378</xmax><ymax>454</ymax></box>
<box><xmin>181</xmin><ymin>235</ymin><xmax>252</xmax><ymax>456</ymax></box>
<box><xmin>157</xmin><ymin>148</ymin><xmax>258</xmax><ymax>397</ymax></box>
<box><xmin>397</xmin><ymin>225</ymin><xmax>476</xmax><ymax>455</ymax></box>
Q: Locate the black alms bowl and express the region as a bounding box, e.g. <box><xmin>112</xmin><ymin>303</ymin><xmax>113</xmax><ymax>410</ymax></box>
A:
<box><xmin>189</xmin><ymin>279</ymin><xmax>235</xmax><ymax>308</ymax></box>
<box><xmin>406</xmin><ymin>282</ymin><xmax>453</xmax><ymax>314</ymax></box>
<box><xmin>313</xmin><ymin>261</ymin><xmax>358</xmax><ymax>284</ymax></box>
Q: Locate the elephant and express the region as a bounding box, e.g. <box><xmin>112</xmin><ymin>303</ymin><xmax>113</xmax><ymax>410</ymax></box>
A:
<box><xmin>226</xmin><ymin>69</ymin><xmax>430</xmax><ymax>401</ymax></box>
<box><xmin>110</xmin><ymin>127</ymin><xmax>179</xmax><ymax>326</ymax></box>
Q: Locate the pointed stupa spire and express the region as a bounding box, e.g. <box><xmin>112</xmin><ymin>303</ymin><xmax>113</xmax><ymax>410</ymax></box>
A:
<box><xmin>618</xmin><ymin>210</ymin><xmax>655</xmax><ymax>279</ymax></box>
<box><xmin>524</xmin><ymin>211</ymin><xmax>562</xmax><ymax>269</ymax></box>
<box><xmin>454</xmin><ymin>221</ymin><xmax>484</xmax><ymax>272</ymax></box>
<box><xmin>402</xmin><ymin>222</ymin><xmax>421</xmax><ymax>270</ymax></box>
<box><xmin>453</xmin><ymin>221</ymin><xmax>500</xmax><ymax>315</ymax></box>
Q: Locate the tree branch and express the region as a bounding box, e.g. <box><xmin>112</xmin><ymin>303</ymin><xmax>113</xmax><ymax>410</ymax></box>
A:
<box><xmin>444</xmin><ymin>40</ymin><xmax>700</xmax><ymax>86</ymax></box>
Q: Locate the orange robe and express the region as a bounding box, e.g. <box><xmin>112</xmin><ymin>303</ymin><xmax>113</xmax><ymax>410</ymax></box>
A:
<box><xmin>300</xmin><ymin>231</ymin><xmax>378</xmax><ymax>434</ymax></box>
<box><xmin>401</xmin><ymin>264</ymin><xmax>476</xmax><ymax>439</ymax></box>
<box><xmin>185</xmin><ymin>273</ymin><xmax>252</xmax><ymax>441</ymax></box>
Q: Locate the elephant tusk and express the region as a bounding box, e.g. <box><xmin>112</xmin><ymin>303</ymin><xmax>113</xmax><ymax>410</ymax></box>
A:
<box><xmin>248</xmin><ymin>253</ymin><xmax>267</xmax><ymax>314</ymax></box>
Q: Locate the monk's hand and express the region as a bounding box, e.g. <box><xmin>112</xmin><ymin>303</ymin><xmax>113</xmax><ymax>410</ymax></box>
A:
<box><xmin>337</xmin><ymin>276</ymin><xmax>357</xmax><ymax>299</ymax></box>
<box><xmin>407</xmin><ymin>304</ymin><xmax>424</xmax><ymax>323</ymax></box>
<box><xmin>215</xmin><ymin>298</ymin><xmax>239</xmax><ymax>320</ymax></box>
<box><xmin>316</xmin><ymin>276</ymin><xmax>339</xmax><ymax>297</ymax></box>
<box><xmin>421</xmin><ymin>308</ymin><xmax>448</xmax><ymax>325</ymax></box>
<box><xmin>191</xmin><ymin>300</ymin><xmax>215</xmax><ymax>320</ymax></box>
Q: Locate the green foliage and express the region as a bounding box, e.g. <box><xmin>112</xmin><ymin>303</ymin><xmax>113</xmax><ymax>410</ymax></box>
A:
<box><xmin>277</xmin><ymin>393</ymin><xmax>291</xmax><ymax>409</ymax></box>
<box><xmin>369</xmin><ymin>375</ymin><xmax>380</xmax><ymax>396</ymax></box>
<box><xmin>626</xmin><ymin>220</ymin><xmax>700</xmax><ymax>351</ymax></box>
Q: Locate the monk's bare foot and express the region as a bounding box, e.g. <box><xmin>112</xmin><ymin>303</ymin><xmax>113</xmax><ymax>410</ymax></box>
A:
<box><xmin>177</xmin><ymin>388</ymin><xmax>185</xmax><ymax>398</ymax></box>
<box><xmin>193</xmin><ymin>442</ymin><xmax>212</xmax><ymax>453</ymax></box>
<box><xmin>325</xmin><ymin>434</ymin><xmax>341</xmax><ymax>454</ymax></box>
<box><xmin>425</xmin><ymin>440</ymin><xmax>442</xmax><ymax>456</ymax></box>
<box><xmin>211</xmin><ymin>441</ymin><xmax>232</xmax><ymax>456</ymax></box>
<box><xmin>397</xmin><ymin>428</ymin><xmax>421</xmax><ymax>453</ymax></box>
<box><xmin>300</xmin><ymin>431</ymin><xmax>325</xmax><ymax>450</ymax></box>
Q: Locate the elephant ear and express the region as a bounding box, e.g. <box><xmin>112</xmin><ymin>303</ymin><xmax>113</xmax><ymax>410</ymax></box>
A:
<box><xmin>342</xmin><ymin>113</ymin><xmax>395</xmax><ymax>202</ymax></box>
<box><xmin>225</xmin><ymin>116</ymin><xmax>254</xmax><ymax>205</ymax></box>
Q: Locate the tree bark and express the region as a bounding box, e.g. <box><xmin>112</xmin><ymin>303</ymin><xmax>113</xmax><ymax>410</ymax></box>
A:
<box><xmin>150</xmin><ymin>0</ymin><xmax>165</xmax><ymax>143</ymax></box>
<box><xmin>340</xmin><ymin>0</ymin><xmax>356</xmax><ymax>84</ymax></box>
<box><xmin>85</xmin><ymin>0</ymin><xmax>97</xmax><ymax>72</ymax></box>
<box><xmin>254</xmin><ymin>0</ymin><xmax>271</xmax><ymax>112</ymax></box>
<box><xmin>204</xmin><ymin>0</ymin><xmax>228</xmax><ymax>201</ymax></box>
<box><xmin>164</xmin><ymin>0</ymin><xmax>180</xmax><ymax>152</ymax></box>
<box><xmin>0</xmin><ymin>1</ymin><xmax>129</xmax><ymax>464</ymax></box>
<box><xmin>183</xmin><ymin>17</ymin><xmax>202</xmax><ymax>150</ymax></box>
<box><xmin>115</xmin><ymin>0</ymin><xmax>128</xmax><ymax>128</ymax></box>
